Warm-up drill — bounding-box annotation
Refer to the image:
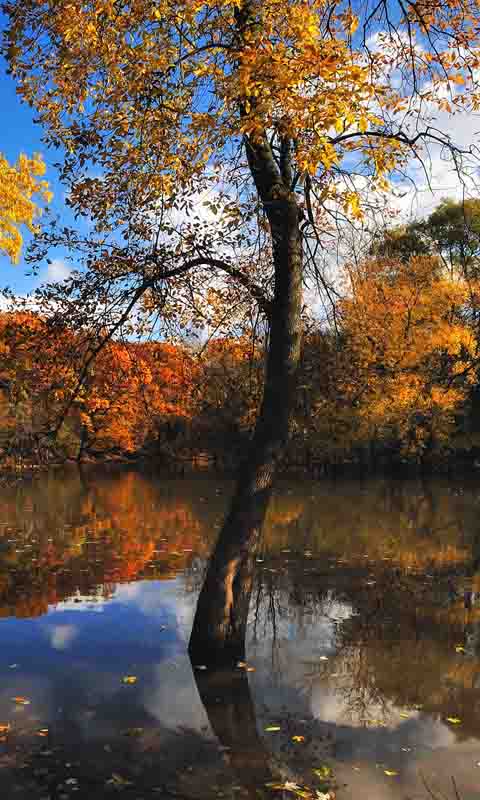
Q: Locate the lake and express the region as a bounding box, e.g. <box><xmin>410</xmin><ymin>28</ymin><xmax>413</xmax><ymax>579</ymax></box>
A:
<box><xmin>0</xmin><ymin>466</ymin><xmax>479</xmax><ymax>799</ymax></box>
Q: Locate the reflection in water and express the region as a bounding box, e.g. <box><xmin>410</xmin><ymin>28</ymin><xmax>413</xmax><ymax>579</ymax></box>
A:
<box><xmin>0</xmin><ymin>468</ymin><xmax>480</xmax><ymax>798</ymax></box>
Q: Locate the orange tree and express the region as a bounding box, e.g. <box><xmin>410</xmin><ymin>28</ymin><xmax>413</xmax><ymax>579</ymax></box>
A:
<box><xmin>338</xmin><ymin>255</ymin><xmax>478</xmax><ymax>461</ymax></box>
<box><xmin>0</xmin><ymin>311</ymin><xmax>81</xmax><ymax>462</ymax></box>
<box><xmin>0</xmin><ymin>313</ymin><xmax>198</xmax><ymax>461</ymax></box>
<box><xmin>4</xmin><ymin>0</ymin><xmax>480</xmax><ymax>662</ymax></box>
<box><xmin>77</xmin><ymin>340</ymin><xmax>198</xmax><ymax>458</ymax></box>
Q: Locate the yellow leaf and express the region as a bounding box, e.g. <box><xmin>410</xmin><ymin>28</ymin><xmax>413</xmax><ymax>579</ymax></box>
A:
<box><xmin>265</xmin><ymin>725</ymin><xmax>281</xmax><ymax>732</ymax></box>
<box><xmin>446</xmin><ymin>717</ymin><xmax>462</xmax><ymax>724</ymax></box>
<box><xmin>122</xmin><ymin>675</ymin><xmax>137</xmax><ymax>684</ymax></box>
<box><xmin>348</xmin><ymin>14</ymin><xmax>359</xmax><ymax>34</ymax></box>
<box><xmin>123</xmin><ymin>727</ymin><xmax>144</xmax><ymax>737</ymax></box>
<box><xmin>12</xmin><ymin>697</ymin><xmax>30</xmax><ymax>705</ymax></box>
<box><xmin>384</xmin><ymin>770</ymin><xmax>398</xmax><ymax>776</ymax></box>
<box><xmin>292</xmin><ymin>735</ymin><xmax>305</xmax><ymax>742</ymax></box>
<box><xmin>108</xmin><ymin>773</ymin><xmax>133</xmax><ymax>787</ymax></box>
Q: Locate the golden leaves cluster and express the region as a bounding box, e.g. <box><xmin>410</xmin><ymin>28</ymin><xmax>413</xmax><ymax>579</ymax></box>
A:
<box><xmin>339</xmin><ymin>256</ymin><xmax>477</xmax><ymax>454</ymax></box>
<box><xmin>0</xmin><ymin>153</ymin><xmax>51</xmax><ymax>263</ymax></box>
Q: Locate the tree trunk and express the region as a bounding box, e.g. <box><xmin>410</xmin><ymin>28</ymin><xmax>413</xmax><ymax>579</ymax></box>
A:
<box><xmin>189</xmin><ymin>153</ymin><xmax>303</xmax><ymax>664</ymax></box>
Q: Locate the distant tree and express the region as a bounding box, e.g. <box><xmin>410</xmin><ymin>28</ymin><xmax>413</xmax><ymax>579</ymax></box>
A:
<box><xmin>370</xmin><ymin>223</ymin><xmax>430</xmax><ymax>263</ymax></box>
<box><xmin>370</xmin><ymin>199</ymin><xmax>480</xmax><ymax>276</ymax></box>
<box><xmin>339</xmin><ymin>256</ymin><xmax>478</xmax><ymax>462</ymax></box>
<box><xmin>426</xmin><ymin>199</ymin><xmax>480</xmax><ymax>278</ymax></box>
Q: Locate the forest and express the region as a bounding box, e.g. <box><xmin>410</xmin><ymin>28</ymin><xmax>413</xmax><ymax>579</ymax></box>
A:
<box><xmin>1</xmin><ymin>198</ymin><xmax>480</xmax><ymax>474</ymax></box>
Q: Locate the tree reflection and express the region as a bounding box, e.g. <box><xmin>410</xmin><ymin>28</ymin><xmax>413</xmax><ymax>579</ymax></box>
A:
<box><xmin>2</xmin><ymin>471</ymin><xmax>480</xmax><ymax>798</ymax></box>
<box><xmin>193</xmin><ymin>668</ymin><xmax>275</xmax><ymax>798</ymax></box>
<box><xmin>0</xmin><ymin>469</ymin><xmax>216</xmax><ymax>617</ymax></box>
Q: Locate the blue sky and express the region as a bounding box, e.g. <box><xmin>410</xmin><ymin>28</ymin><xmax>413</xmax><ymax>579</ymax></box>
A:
<box><xmin>0</xmin><ymin>51</ymin><xmax>72</xmax><ymax>296</ymax></box>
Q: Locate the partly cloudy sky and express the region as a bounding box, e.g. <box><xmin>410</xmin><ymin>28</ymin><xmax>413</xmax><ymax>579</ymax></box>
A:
<box><xmin>1</xmin><ymin>22</ymin><xmax>479</xmax><ymax>301</ymax></box>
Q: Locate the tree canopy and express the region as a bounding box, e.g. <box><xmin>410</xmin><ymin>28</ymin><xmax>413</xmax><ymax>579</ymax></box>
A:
<box><xmin>3</xmin><ymin>0</ymin><xmax>480</xmax><ymax>311</ymax></box>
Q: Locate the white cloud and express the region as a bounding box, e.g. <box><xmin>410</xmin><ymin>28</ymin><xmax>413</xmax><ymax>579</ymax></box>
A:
<box><xmin>45</xmin><ymin>258</ymin><xmax>72</xmax><ymax>284</ymax></box>
<box><xmin>47</xmin><ymin>623</ymin><xmax>78</xmax><ymax>650</ymax></box>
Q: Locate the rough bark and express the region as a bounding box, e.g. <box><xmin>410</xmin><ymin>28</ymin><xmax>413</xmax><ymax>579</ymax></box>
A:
<box><xmin>188</xmin><ymin>128</ymin><xmax>303</xmax><ymax>665</ymax></box>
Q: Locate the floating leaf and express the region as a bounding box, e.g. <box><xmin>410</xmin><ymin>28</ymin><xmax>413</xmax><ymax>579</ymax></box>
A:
<box><xmin>384</xmin><ymin>769</ymin><xmax>398</xmax><ymax>776</ymax></box>
<box><xmin>12</xmin><ymin>697</ymin><xmax>30</xmax><ymax>705</ymax></box>
<box><xmin>455</xmin><ymin>645</ymin><xmax>466</xmax><ymax>653</ymax></box>
<box><xmin>399</xmin><ymin>712</ymin><xmax>410</xmax><ymax>718</ymax></box>
<box><xmin>0</xmin><ymin>724</ymin><xmax>10</xmax><ymax>734</ymax></box>
<box><xmin>292</xmin><ymin>735</ymin><xmax>305</xmax><ymax>743</ymax></box>
<box><xmin>122</xmin><ymin>676</ymin><xmax>137</xmax><ymax>684</ymax></box>
<box><xmin>266</xmin><ymin>782</ymin><xmax>308</xmax><ymax>796</ymax></box>
<box><xmin>107</xmin><ymin>773</ymin><xmax>133</xmax><ymax>787</ymax></box>
<box><xmin>446</xmin><ymin>716</ymin><xmax>462</xmax><ymax>724</ymax></box>
<box><xmin>123</xmin><ymin>727</ymin><xmax>144</xmax><ymax>737</ymax></box>
<box><xmin>37</xmin><ymin>728</ymin><xmax>49</xmax><ymax>737</ymax></box>
<box><xmin>265</xmin><ymin>783</ymin><xmax>290</xmax><ymax>790</ymax></box>
<box><xmin>265</xmin><ymin>725</ymin><xmax>281</xmax><ymax>732</ymax></box>
<box><xmin>313</xmin><ymin>766</ymin><xmax>331</xmax><ymax>779</ymax></box>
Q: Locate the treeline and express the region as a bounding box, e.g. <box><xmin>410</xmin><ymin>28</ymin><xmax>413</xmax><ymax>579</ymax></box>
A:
<box><xmin>2</xmin><ymin>198</ymin><xmax>480</xmax><ymax>473</ymax></box>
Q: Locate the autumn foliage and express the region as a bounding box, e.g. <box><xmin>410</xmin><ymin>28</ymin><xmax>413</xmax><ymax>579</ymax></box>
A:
<box><xmin>0</xmin><ymin>314</ymin><xmax>198</xmax><ymax>464</ymax></box>
<box><xmin>0</xmin><ymin>152</ymin><xmax>51</xmax><ymax>263</ymax></box>
<box><xmin>2</xmin><ymin>204</ymin><xmax>480</xmax><ymax>472</ymax></box>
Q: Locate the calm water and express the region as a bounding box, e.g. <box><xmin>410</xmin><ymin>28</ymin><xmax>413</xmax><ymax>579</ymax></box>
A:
<box><xmin>1</xmin><ymin>467</ymin><xmax>480</xmax><ymax>799</ymax></box>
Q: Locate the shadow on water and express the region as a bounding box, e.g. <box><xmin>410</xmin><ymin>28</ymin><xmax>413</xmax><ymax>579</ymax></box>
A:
<box><xmin>0</xmin><ymin>467</ymin><xmax>480</xmax><ymax>797</ymax></box>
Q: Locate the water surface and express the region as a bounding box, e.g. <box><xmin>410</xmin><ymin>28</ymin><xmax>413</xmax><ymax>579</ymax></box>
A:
<box><xmin>0</xmin><ymin>467</ymin><xmax>480</xmax><ymax>799</ymax></box>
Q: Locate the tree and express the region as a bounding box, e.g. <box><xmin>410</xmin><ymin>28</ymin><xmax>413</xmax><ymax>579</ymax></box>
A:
<box><xmin>0</xmin><ymin>312</ymin><xmax>199</xmax><ymax>464</ymax></box>
<box><xmin>365</xmin><ymin>198</ymin><xmax>480</xmax><ymax>441</ymax></box>
<box><xmin>339</xmin><ymin>255</ymin><xmax>478</xmax><ymax>462</ymax></box>
<box><xmin>425</xmin><ymin>199</ymin><xmax>480</xmax><ymax>278</ymax></box>
<box><xmin>0</xmin><ymin>153</ymin><xmax>51</xmax><ymax>263</ymax></box>
<box><xmin>370</xmin><ymin>198</ymin><xmax>480</xmax><ymax>276</ymax></box>
<box><xmin>4</xmin><ymin>0</ymin><xmax>480</xmax><ymax>663</ymax></box>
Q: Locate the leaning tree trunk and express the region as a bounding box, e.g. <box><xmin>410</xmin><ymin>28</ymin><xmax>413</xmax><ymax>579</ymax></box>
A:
<box><xmin>189</xmin><ymin>140</ymin><xmax>303</xmax><ymax>664</ymax></box>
